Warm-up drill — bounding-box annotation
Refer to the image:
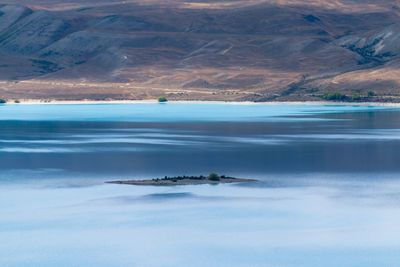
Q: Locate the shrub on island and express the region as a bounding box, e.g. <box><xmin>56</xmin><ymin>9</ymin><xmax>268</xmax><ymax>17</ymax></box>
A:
<box><xmin>0</xmin><ymin>98</ymin><xmax>7</xmax><ymax>104</ymax></box>
<box><xmin>208</xmin><ymin>173</ymin><xmax>220</xmax><ymax>181</ymax></box>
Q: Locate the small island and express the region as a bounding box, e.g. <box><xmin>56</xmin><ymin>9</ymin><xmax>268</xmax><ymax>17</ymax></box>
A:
<box><xmin>106</xmin><ymin>173</ymin><xmax>257</xmax><ymax>186</ymax></box>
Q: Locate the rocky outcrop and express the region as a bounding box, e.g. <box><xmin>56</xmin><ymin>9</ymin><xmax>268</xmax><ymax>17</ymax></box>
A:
<box><xmin>336</xmin><ymin>24</ymin><xmax>400</xmax><ymax>65</ymax></box>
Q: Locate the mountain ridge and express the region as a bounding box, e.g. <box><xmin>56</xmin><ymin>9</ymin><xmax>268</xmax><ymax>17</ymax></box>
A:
<box><xmin>0</xmin><ymin>1</ymin><xmax>399</xmax><ymax>102</ymax></box>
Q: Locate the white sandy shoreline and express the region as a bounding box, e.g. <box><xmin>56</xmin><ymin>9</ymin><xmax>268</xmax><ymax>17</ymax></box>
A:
<box><xmin>3</xmin><ymin>99</ymin><xmax>400</xmax><ymax>107</ymax></box>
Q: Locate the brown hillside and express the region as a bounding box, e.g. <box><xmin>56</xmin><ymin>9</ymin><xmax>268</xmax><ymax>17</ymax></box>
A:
<box><xmin>0</xmin><ymin>0</ymin><xmax>399</xmax><ymax>101</ymax></box>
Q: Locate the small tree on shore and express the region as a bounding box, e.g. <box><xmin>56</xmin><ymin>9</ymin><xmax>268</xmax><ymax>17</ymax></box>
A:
<box><xmin>0</xmin><ymin>98</ymin><xmax>6</xmax><ymax>104</ymax></box>
<box><xmin>158</xmin><ymin>96</ymin><xmax>168</xmax><ymax>103</ymax></box>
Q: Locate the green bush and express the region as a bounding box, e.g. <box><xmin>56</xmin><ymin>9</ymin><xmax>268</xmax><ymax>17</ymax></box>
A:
<box><xmin>0</xmin><ymin>98</ymin><xmax>6</xmax><ymax>104</ymax></box>
<box><xmin>367</xmin><ymin>91</ymin><xmax>376</xmax><ymax>97</ymax></box>
<box><xmin>14</xmin><ymin>100</ymin><xmax>20</xmax><ymax>103</ymax></box>
<box><xmin>322</xmin><ymin>92</ymin><xmax>348</xmax><ymax>101</ymax></box>
<box><xmin>351</xmin><ymin>93</ymin><xmax>363</xmax><ymax>101</ymax></box>
<box><xmin>208</xmin><ymin>173</ymin><xmax>220</xmax><ymax>181</ymax></box>
<box><xmin>158</xmin><ymin>96</ymin><xmax>168</xmax><ymax>103</ymax></box>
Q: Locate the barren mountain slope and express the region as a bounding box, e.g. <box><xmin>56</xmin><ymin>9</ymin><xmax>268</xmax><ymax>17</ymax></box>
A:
<box><xmin>0</xmin><ymin>0</ymin><xmax>399</xmax><ymax>101</ymax></box>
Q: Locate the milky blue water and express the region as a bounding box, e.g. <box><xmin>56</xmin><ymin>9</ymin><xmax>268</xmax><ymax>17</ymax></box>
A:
<box><xmin>1</xmin><ymin>103</ymin><xmax>400</xmax><ymax>267</ymax></box>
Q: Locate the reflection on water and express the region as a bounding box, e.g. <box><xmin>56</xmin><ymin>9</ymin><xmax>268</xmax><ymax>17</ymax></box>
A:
<box><xmin>1</xmin><ymin>103</ymin><xmax>400</xmax><ymax>267</ymax></box>
<box><xmin>1</xmin><ymin>176</ymin><xmax>400</xmax><ymax>267</ymax></box>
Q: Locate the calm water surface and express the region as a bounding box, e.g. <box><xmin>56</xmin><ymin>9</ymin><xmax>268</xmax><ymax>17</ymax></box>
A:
<box><xmin>1</xmin><ymin>103</ymin><xmax>400</xmax><ymax>267</ymax></box>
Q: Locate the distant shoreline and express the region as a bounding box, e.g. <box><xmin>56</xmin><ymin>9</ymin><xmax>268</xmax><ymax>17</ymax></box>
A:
<box><xmin>4</xmin><ymin>99</ymin><xmax>400</xmax><ymax>107</ymax></box>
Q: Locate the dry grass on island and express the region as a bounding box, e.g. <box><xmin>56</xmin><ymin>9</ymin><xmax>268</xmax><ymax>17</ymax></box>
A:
<box><xmin>107</xmin><ymin>173</ymin><xmax>257</xmax><ymax>186</ymax></box>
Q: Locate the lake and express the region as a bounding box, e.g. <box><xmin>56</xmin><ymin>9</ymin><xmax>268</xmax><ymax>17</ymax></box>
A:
<box><xmin>1</xmin><ymin>103</ymin><xmax>400</xmax><ymax>267</ymax></box>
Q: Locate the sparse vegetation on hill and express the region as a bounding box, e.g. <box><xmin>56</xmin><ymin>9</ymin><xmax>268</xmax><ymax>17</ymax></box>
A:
<box><xmin>322</xmin><ymin>92</ymin><xmax>348</xmax><ymax>101</ymax></box>
<box><xmin>321</xmin><ymin>91</ymin><xmax>380</xmax><ymax>102</ymax></box>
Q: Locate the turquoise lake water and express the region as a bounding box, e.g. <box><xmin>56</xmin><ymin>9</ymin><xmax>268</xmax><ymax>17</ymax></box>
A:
<box><xmin>1</xmin><ymin>103</ymin><xmax>400</xmax><ymax>267</ymax></box>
